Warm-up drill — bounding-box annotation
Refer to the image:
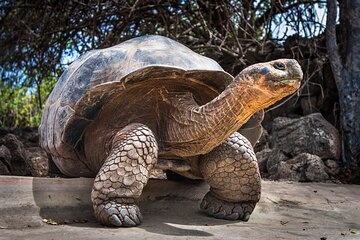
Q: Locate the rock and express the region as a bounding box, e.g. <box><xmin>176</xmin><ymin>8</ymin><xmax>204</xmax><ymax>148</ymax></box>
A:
<box><xmin>274</xmin><ymin>161</ymin><xmax>302</xmax><ymax>181</ymax></box>
<box><xmin>0</xmin><ymin>145</ymin><xmax>11</xmax><ymax>174</ymax></box>
<box><xmin>266</xmin><ymin>149</ymin><xmax>289</xmax><ymax>175</ymax></box>
<box><xmin>255</xmin><ymin>148</ymin><xmax>272</xmax><ymax>173</ymax></box>
<box><xmin>27</xmin><ymin>147</ymin><xmax>49</xmax><ymax>177</ymax></box>
<box><xmin>0</xmin><ymin>130</ymin><xmax>53</xmax><ymax>177</ymax></box>
<box><xmin>324</xmin><ymin>159</ymin><xmax>340</xmax><ymax>176</ymax></box>
<box><xmin>255</xmin><ymin>148</ymin><xmax>289</xmax><ymax>176</ymax></box>
<box><xmin>271</xmin><ymin>153</ymin><xmax>309</xmax><ymax>181</ymax></box>
<box><xmin>271</xmin><ymin>113</ymin><xmax>340</xmax><ymax>159</ymax></box>
<box><xmin>305</xmin><ymin>155</ymin><xmax>329</xmax><ymax>182</ymax></box>
<box><xmin>269</xmin><ymin>153</ymin><xmax>329</xmax><ymax>182</ymax></box>
<box><xmin>0</xmin><ymin>134</ymin><xmax>30</xmax><ymax>176</ymax></box>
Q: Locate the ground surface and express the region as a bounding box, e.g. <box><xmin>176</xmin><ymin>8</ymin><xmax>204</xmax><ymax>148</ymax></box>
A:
<box><xmin>0</xmin><ymin>177</ymin><xmax>359</xmax><ymax>240</ymax></box>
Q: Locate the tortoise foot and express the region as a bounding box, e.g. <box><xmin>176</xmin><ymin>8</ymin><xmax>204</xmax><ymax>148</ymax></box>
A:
<box><xmin>200</xmin><ymin>192</ymin><xmax>256</xmax><ymax>221</ymax></box>
<box><xmin>94</xmin><ymin>201</ymin><xmax>143</xmax><ymax>227</ymax></box>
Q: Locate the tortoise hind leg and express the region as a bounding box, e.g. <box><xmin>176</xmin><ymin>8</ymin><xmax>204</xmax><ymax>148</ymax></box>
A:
<box><xmin>91</xmin><ymin>123</ymin><xmax>158</xmax><ymax>227</ymax></box>
<box><xmin>199</xmin><ymin>132</ymin><xmax>261</xmax><ymax>221</ymax></box>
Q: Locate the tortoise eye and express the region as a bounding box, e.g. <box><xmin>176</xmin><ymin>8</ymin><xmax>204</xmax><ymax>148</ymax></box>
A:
<box><xmin>273</xmin><ymin>63</ymin><xmax>286</xmax><ymax>70</ymax></box>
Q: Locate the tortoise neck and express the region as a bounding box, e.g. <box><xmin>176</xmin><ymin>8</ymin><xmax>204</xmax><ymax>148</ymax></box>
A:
<box><xmin>162</xmin><ymin>71</ymin><xmax>292</xmax><ymax>158</ymax></box>
<box><xmin>164</xmin><ymin>77</ymin><xmax>279</xmax><ymax>157</ymax></box>
<box><xmin>194</xmin><ymin>79</ymin><xmax>268</xmax><ymax>152</ymax></box>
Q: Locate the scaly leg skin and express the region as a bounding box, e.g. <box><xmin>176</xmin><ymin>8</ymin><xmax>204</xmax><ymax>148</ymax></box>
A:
<box><xmin>199</xmin><ymin>132</ymin><xmax>261</xmax><ymax>221</ymax></box>
<box><xmin>91</xmin><ymin>123</ymin><xmax>158</xmax><ymax>227</ymax></box>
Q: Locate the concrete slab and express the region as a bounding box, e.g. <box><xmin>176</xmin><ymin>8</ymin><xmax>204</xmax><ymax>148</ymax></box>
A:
<box><xmin>0</xmin><ymin>176</ymin><xmax>359</xmax><ymax>240</ymax></box>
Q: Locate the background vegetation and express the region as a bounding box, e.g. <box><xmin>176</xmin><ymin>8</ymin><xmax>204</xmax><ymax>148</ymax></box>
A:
<box><xmin>0</xmin><ymin>0</ymin><xmax>327</xmax><ymax>126</ymax></box>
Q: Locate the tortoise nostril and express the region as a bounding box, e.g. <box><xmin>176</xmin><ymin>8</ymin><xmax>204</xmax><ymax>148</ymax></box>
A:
<box><xmin>273</xmin><ymin>63</ymin><xmax>286</xmax><ymax>70</ymax></box>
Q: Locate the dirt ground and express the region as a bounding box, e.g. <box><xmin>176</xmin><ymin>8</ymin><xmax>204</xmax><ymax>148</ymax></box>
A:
<box><xmin>0</xmin><ymin>177</ymin><xmax>359</xmax><ymax>240</ymax></box>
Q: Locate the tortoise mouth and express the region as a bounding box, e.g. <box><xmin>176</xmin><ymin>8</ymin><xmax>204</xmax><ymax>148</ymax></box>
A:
<box><xmin>275</xmin><ymin>78</ymin><xmax>301</xmax><ymax>87</ymax></box>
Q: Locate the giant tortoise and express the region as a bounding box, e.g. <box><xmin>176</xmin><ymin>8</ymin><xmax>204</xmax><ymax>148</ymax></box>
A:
<box><xmin>39</xmin><ymin>35</ymin><xmax>303</xmax><ymax>227</ymax></box>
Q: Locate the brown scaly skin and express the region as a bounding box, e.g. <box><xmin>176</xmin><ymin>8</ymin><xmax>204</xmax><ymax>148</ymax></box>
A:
<box><xmin>91</xmin><ymin>123</ymin><xmax>157</xmax><ymax>227</ymax></box>
<box><xmin>89</xmin><ymin>59</ymin><xmax>302</xmax><ymax>227</ymax></box>
<box><xmin>199</xmin><ymin>132</ymin><xmax>260</xmax><ymax>220</ymax></box>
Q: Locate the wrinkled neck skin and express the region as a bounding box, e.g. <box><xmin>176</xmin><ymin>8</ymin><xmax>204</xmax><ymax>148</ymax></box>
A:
<box><xmin>162</xmin><ymin>76</ymin><xmax>287</xmax><ymax>157</ymax></box>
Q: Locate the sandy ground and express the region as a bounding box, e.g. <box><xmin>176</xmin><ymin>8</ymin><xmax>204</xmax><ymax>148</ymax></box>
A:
<box><xmin>0</xmin><ymin>177</ymin><xmax>359</xmax><ymax>240</ymax></box>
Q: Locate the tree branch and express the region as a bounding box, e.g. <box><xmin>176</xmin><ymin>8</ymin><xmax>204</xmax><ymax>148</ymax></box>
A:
<box><xmin>326</xmin><ymin>0</ymin><xmax>343</xmax><ymax>89</ymax></box>
<box><xmin>255</xmin><ymin>0</ymin><xmax>326</xmax><ymax>29</ymax></box>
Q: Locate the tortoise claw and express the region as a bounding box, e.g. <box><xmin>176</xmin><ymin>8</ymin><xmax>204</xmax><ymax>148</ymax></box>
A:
<box><xmin>109</xmin><ymin>215</ymin><xmax>122</xmax><ymax>227</ymax></box>
<box><xmin>200</xmin><ymin>192</ymin><xmax>256</xmax><ymax>221</ymax></box>
<box><xmin>94</xmin><ymin>201</ymin><xmax>143</xmax><ymax>227</ymax></box>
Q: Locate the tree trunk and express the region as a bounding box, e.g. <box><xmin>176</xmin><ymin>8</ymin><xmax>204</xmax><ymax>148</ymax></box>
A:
<box><xmin>341</xmin><ymin>1</ymin><xmax>360</xmax><ymax>169</ymax></box>
<box><xmin>327</xmin><ymin>0</ymin><xmax>360</xmax><ymax>176</ymax></box>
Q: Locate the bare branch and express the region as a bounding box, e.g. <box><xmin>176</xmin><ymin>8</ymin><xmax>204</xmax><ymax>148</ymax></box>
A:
<box><xmin>326</xmin><ymin>0</ymin><xmax>343</xmax><ymax>89</ymax></box>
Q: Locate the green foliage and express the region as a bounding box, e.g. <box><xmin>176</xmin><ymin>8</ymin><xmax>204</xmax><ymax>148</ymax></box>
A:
<box><xmin>0</xmin><ymin>76</ymin><xmax>56</xmax><ymax>128</ymax></box>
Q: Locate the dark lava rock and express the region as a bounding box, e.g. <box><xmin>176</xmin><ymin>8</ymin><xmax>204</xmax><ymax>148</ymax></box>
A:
<box><xmin>0</xmin><ymin>133</ymin><xmax>31</xmax><ymax>175</ymax></box>
<box><xmin>271</xmin><ymin>113</ymin><xmax>340</xmax><ymax>160</ymax></box>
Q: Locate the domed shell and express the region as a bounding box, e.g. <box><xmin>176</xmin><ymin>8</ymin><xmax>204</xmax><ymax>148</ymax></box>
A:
<box><xmin>39</xmin><ymin>35</ymin><xmax>234</xmax><ymax>165</ymax></box>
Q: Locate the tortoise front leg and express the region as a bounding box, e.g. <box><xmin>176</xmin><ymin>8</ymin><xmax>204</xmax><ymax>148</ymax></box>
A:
<box><xmin>91</xmin><ymin>123</ymin><xmax>158</xmax><ymax>227</ymax></box>
<box><xmin>199</xmin><ymin>132</ymin><xmax>261</xmax><ymax>221</ymax></box>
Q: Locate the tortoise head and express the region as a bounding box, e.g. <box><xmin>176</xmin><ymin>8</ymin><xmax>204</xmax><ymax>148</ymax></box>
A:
<box><xmin>236</xmin><ymin>59</ymin><xmax>303</xmax><ymax>97</ymax></box>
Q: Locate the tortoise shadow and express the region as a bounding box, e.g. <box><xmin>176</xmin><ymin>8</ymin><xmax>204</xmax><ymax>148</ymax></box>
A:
<box><xmin>31</xmin><ymin>177</ymin><xmax>233</xmax><ymax>237</ymax></box>
<box><xmin>56</xmin><ymin>205</ymin><xmax>234</xmax><ymax>237</ymax></box>
<box><xmin>135</xmin><ymin>200</ymin><xmax>231</xmax><ymax>237</ymax></box>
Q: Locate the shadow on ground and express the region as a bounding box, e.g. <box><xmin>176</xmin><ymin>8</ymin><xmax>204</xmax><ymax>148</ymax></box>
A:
<box><xmin>31</xmin><ymin>177</ymin><xmax>232</xmax><ymax>237</ymax></box>
<box><xmin>1</xmin><ymin>176</ymin><xmax>359</xmax><ymax>239</ymax></box>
